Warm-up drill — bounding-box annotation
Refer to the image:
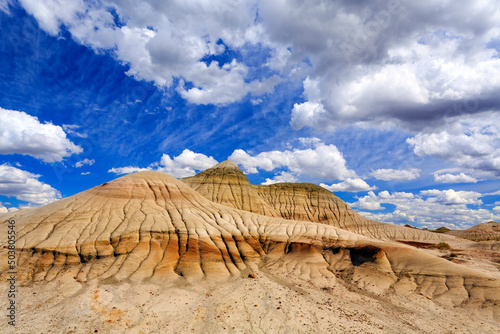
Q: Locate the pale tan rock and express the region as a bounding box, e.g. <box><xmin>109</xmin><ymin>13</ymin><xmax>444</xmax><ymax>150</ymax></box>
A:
<box><xmin>449</xmin><ymin>221</ymin><xmax>500</xmax><ymax>241</ymax></box>
<box><xmin>182</xmin><ymin>160</ymin><xmax>282</xmax><ymax>217</ymax></box>
<box><xmin>183</xmin><ymin>161</ymin><xmax>456</xmax><ymax>243</ymax></box>
<box><xmin>0</xmin><ymin>169</ymin><xmax>499</xmax><ymax>333</ymax></box>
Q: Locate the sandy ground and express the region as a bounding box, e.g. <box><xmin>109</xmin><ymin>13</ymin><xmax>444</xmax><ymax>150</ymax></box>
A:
<box><xmin>407</xmin><ymin>239</ymin><xmax>500</xmax><ymax>280</ymax></box>
<box><xmin>1</xmin><ymin>268</ymin><xmax>499</xmax><ymax>334</ymax></box>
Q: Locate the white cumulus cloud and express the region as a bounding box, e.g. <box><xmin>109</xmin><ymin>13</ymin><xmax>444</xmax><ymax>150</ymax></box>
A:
<box><xmin>350</xmin><ymin>191</ymin><xmax>414</xmax><ymax>211</ymax></box>
<box><xmin>18</xmin><ymin>0</ymin><xmax>280</xmax><ymax>105</ymax></box>
<box><xmin>433</xmin><ymin>173</ymin><xmax>478</xmax><ymax>184</ymax></box>
<box><xmin>370</xmin><ymin>168</ymin><xmax>420</xmax><ymax>181</ymax></box>
<box><xmin>420</xmin><ymin>189</ymin><xmax>483</xmax><ymax>205</ymax></box>
<box><xmin>407</xmin><ymin>113</ymin><xmax>500</xmax><ymax>177</ymax></box>
<box><xmin>0</xmin><ymin>203</ymin><xmax>17</xmax><ymax>214</ymax></box>
<box><xmin>229</xmin><ymin>141</ymin><xmax>356</xmax><ymax>180</ymax></box>
<box><xmin>75</xmin><ymin>158</ymin><xmax>95</xmax><ymax>168</ymax></box>
<box><xmin>158</xmin><ymin>149</ymin><xmax>218</xmax><ymax>177</ymax></box>
<box><xmin>0</xmin><ymin>164</ymin><xmax>61</xmax><ymax>205</ymax></box>
<box><xmin>350</xmin><ymin>189</ymin><xmax>497</xmax><ymax>228</ymax></box>
<box><xmin>109</xmin><ymin>149</ymin><xmax>218</xmax><ymax>178</ymax></box>
<box><xmin>320</xmin><ymin>178</ymin><xmax>376</xmax><ymax>193</ymax></box>
<box><xmin>262</xmin><ymin>172</ymin><xmax>298</xmax><ymax>185</ymax></box>
<box><xmin>16</xmin><ymin>0</ymin><xmax>500</xmax><ymax>125</ymax></box>
<box><xmin>270</xmin><ymin>1</ymin><xmax>500</xmax><ymax>131</ymax></box>
<box><xmin>0</xmin><ymin>108</ymin><xmax>83</xmax><ymax>162</ymax></box>
<box><xmin>291</xmin><ymin>101</ymin><xmax>329</xmax><ymax>131</ymax></box>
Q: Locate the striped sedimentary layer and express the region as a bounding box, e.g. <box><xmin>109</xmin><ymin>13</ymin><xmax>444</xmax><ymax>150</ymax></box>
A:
<box><xmin>0</xmin><ymin>170</ymin><xmax>499</xmax><ymax>320</ymax></box>
<box><xmin>182</xmin><ymin>161</ymin><xmax>454</xmax><ymax>242</ymax></box>
<box><xmin>448</xmin><ymin>221</ymin><xmax>500</xmax><ymax>241</ymax></box>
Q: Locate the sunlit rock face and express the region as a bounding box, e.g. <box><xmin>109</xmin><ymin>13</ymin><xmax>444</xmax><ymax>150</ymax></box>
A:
<box><xmin>0</xmin><ymin>165</ymin><xmax>499</xmax><ymax>333</ymax></box>
<box><xmin>182</xmin><ymin>161</ymin><xmax>456</xmax><ymax>242</ymax></box>
<box><xmin>448</xmin><ymin>221</ymin><xmax>500</xmax><ymax>241</ymax></box>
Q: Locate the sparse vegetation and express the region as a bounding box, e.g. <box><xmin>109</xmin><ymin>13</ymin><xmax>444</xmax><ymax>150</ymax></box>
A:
<box><xmin>397</xmin><ymin>240</ymin><xmax>452</xmax><ymax>250</ymax></box>
<box><xmin>437</xmin><ymin>242</ymin><xmax>451</xmax><ymax>250</ymax></box>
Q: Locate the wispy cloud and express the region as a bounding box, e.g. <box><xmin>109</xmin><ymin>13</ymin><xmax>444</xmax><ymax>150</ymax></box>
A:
<box><xmin>75</xmin><ymin>158</ymin><xmax>95</xmax><ymax>168</ymax></box>
<box><xmin>63</xmin><ymin>124</ymin><xmax>88</xmax><ymax>138</ymax></box>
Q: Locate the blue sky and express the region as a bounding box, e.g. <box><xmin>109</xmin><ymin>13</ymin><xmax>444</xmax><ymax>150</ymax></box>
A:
<box><xmin>1</xmin><ymin>0</ymin><xmax>500</xmax><ymax>229</ymax></box>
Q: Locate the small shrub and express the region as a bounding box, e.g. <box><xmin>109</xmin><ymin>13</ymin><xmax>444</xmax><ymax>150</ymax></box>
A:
<box><xmin>436</xmin><ymin>242</ymin><xmax>450</xmax><ymax>250</ymax></box>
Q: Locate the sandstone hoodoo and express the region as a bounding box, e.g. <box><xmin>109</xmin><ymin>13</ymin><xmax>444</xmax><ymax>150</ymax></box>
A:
<box><xmin>1</xmin><ymin>164</ymin><xmax>499</xmax><ymax>333</ymax></box>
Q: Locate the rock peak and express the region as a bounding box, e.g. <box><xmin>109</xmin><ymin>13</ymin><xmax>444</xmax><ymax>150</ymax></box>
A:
<box><xmin>211</xmin><ymin>160</ymin><xmax>241</xmax><ymax>170</ymax></box>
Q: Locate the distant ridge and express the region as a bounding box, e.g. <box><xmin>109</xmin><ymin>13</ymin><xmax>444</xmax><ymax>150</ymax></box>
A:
<box><xmin>448</xmin><ymin>221</ymin><xmax>500</xmax><ymax>241</ymax></box>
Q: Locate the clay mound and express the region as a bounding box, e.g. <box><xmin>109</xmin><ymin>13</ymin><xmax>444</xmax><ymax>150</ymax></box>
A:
<box><xmin>449</xmin><ymin>221</ymin><xmax>500</xmax><ymax>241</ymax></box>
<box><xmin>1</xmin><ymin>171</ymin><xmax>362</xmax><ymax>283</ymax></box>
<box><xmin>1</xmin><ymin>170</ymin><xmax>499</xmax><ymax>332</ymax></box>
<box><xmin>182</xmin><ymin>161</ymin><xmax>454</xmax><ymax>243</ymax></box>
<box><xmin>434</xmin><ymin>226</ymin><xmax>452</xmax><ymax>233</ymax></box>
<box><xmin>181</xmin><ymin>160</ymin><xmax>281</xmax><ymax>217</ymax></box>
<box><xmin>0</xmin><ymin>172</ymin><xmax>498</xmax><ymax>300</ymax></box>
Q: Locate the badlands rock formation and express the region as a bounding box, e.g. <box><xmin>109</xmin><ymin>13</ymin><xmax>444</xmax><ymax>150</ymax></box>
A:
<box><xmin>448</xmin><ymin>221</ymin><xmax>500</xmax><ymax>241</ymax></box>
<box><xmin>182</xmin><ymin>161</ymin><xmax>455</xmax><ymax>242</ymax></box>
<box><xmin>0</xmin><ymin>162</ymin><xmax>499</xmax><ymax>333</ymax></box>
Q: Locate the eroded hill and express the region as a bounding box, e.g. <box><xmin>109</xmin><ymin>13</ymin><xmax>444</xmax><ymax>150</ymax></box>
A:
<box><xmin>182</xmin><ymin>161</ymin><xmax>455</xmax><ymax>242</ymax></box>
<box><xmin>448</xmin><ymin>221</ymin><xmax>500</xmax><ymax>241</ymax></box>
<box><xmin>0</xmin><ymin>167</ymin><xmax>499</xmax><ymax>333</ymax></box>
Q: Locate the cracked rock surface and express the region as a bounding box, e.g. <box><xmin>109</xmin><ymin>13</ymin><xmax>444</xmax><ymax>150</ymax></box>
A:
<box><xmin>1</xmin><ymin>162</ymin><xmax>499</xmax><ymax>333</ymax></box>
